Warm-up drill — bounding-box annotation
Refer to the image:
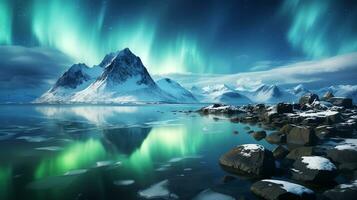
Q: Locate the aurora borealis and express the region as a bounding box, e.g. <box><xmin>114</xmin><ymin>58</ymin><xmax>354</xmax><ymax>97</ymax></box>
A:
<box><xmin>0</xmin><ymin>0</ymin><xmax>356</xmax><ymax>74</ymax></box>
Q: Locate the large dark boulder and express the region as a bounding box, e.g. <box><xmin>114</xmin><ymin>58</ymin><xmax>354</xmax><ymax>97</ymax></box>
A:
<box><xmin>328</xmin><ymin>97</ymin><xmax>353</xmax><ymax>108</ymax></box>
<box><xmin>266</xmin><ymin>132</ymin><xmax>286</xmax><ymax>144</ymax></box>
<box><xmin>323</xmin><ymin>180</ymin><xmax>357</xmax><ymax>200</ymax></box>
<box><xmin>299</xmin><ymin>93</ymin><xmax>319</xmax><ymax>105</ymax></box>
<box><xmin>287</xmin><ymin>126</ymin><xmax>317</xmax><ymax>145</ymax></box>
<box><xmin>286</xmin><ymin>147</ymin><xmax>318</xmax><ymax>160</ymax></box>
<box><xmin>327</xmin><ymin>144</ymin><xmax>357</xmax><ymax>165</ymax></box>
<box><xmin>250</xmin><ymin>179</ymin><xmax>315</xmax><ymax>200</ymax></box>
<box><xmin>252</xmin><ymin>130</ymin><xmax>267</xmax><ymax>141</ymax></box>
<box><xmin>291</xmin><ymin>156</ymin><xmax>337</xmax><ymax>183</ymax></box>
<box><xmin>277</xmin><ymin>103</ymin><xmax>293</xmax><ymax>114</ymax></box>
<box><xmin>273</xmin><ymin>145</ymin><xmax>289</xmax><ymax>159</ymax></box>
<box><xmin>219</xmin><ymin>144</ymin><xmax>275</xmax><ymax>177</ymax></box>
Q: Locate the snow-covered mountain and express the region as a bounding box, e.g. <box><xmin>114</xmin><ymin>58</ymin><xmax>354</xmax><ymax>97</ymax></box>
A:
<box><xmin>317</xmin><ymin>85</ymin><xmax>357</xmax><ymax>103</ymax></box>
<box><xmin>290</xmin><ymin>84</ymin><xmax>310</xmax><ymax>96</ymax></box>
<box><xmin>243</xmin><ymin>84</ymin><xmax>297</xmax><ymax>103</ymax></box>
<box><xmin>156</xmin><ymin>78</ymin><xmax>197</xmax><ymax>103</ymax></box>
<box><xmin>190</xmin><ymin>84</ymin><xmax>252</xmax><ymax>104</ymax></box>
<box><xmin>36</xmin><ymin>48</ymin><xmax>185</xmax><ymax>104</ymax></box>
<box><xmin>35</xmin><ymin>63</ymin><xmax>103</xmax><ymax>103</ymax></box>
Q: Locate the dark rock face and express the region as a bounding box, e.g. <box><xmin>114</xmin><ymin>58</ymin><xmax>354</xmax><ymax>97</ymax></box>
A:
<box><xmin>286</xmin><ymin>147</ymin><xmax>317</xmax><ymax>160</ymax></box>
<box><xmin>198</xmin><ymin>104</ymin><xmax>241</xmax><ymax>115</ymax></box>
<box><xmin>328</xmin><ymin>97</ymin><xmax>353</xmax><ymax>108</ymax></box>
<box><xmin>273</xmin><ymin>145</ymin><xmax>289</xmax><ymax>159</ymax></box>
<box><xmin>51</xmin><ymin>63</ymin><xmax>91</xmax><ymax>91</ymax></box>
<box><xmin>323</xmin><ymin>181</ymin><xmax>357</xmax><ymax>200</ymax></box>
<box><xmin>219</xmin><ymin>144</ymin><xmax>275</xmax><ymax>177</ymax></box>
<box><xmin>299</xmin><ymin>93</ymin><xmax>319</xmax><ymax>105</ymax></box>
<box><xmin>266</xmin><ymin>132</ymin><xmax>286</xmax><ymax>144</ymax></box>
<box><xmin>291</xmin><ymin>156</ymin><xmax>337</xmax><ymax>183</ymax></box>
<box><xmin>327</xmin><ymin>148</ymin><xmax>357</xmax><ymax>165</ymax></box>
<box><xmin>250</xmin><ymin>180</ymin><xmax>315</xmax><ymax>200</ymax></box>
<box><xmin>277</xmin><ymin>103</ymin><xmax>293</xmax><ymax>114</ymax></box>
<box><xmin>287</xmin><ymin>126</ymin><xmax>317</xmax><ymax>145</ymax></box>
<box><xmin>323</xmin><ymin>91</ymin><xmax>334</xmax><ymax>100</ymax></box>
<box><xmin>98</xmin><ymin>48</ymin><xmax>156</xmax><ymax>87</ymax></box>
<box><xmin>252</xmin><ymin>130</ymin><xmax>267</xmax><ymax>141</ymax></box>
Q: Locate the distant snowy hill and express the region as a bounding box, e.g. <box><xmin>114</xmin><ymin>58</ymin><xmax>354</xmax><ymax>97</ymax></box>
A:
<box><xmin>156</xmin><ymin>78</ymin><xmax>197</xmax><ymax>103</ymax></box>
<box><xmin>242</xmin><ymin>84</ymin><xmax>297</xmax><ymax>103</ymax></box>
<box><xmin>190</xmin><ymin>84</ymin><xmax>252</xmax><ymax>104</ymax></box>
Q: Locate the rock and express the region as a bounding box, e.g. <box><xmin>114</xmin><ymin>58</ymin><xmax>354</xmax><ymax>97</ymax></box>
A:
<box><xmin>219</xmin><ymin>144</ymin><xmax>275</xmax><ymax>177</ymax></box>
<box><xmin>314</xmin><ymin>125</ymin><xmax>335</xmax><ymax>139</ymax></box>
<box><xmin>328</xmin><ymin>97</ymin><xmax>353</xmax><ymax>108</ymax></box>
<box><xmin>299</xmin><ymin>93</ymin><xmax>319</xmax><ymax>105</ymax></box>
<box><xmin>233</xmin><ymin>130</ymin><xmax>239</xmax><ymax>134</ymax></box>
<box><xmin>323</xmin><ymin>180</ymin><xmax>357</xmax><ymax>200</ymax></box>
<box><xmin>276</xmin><ymin>103</ymin><xmax>293</xmax><ymax>114</ymax></box>
<box><xmin>286</xmin><ymin>147</ymin><xmax>317</xmax><ymax>160</ymax></box>
<box><xmin>273</xmin><ymin>145</ymin><xmax>289</xmax><ymax>159</ymax></box>
<box><xmin>280</xmin><ymin>124</ymin><xmax>293</xmax><ymax>134</ymax></box>
<box><xmin>266</xmin><ymin>132</ymin><xmax>286</xmax><ymax>144</ymax></box>
<box><xmin>198</xmin><ymin>104</ymin><xmax>241</xmax><ymax>115</ymax></box>
<box><xmin>327</xmin><ymin>142</ymin><xmax>357</xmax><ymax>165</ymax></box>
<box><xmin>250</xmin><ymin>179</ymin><xmax>315</xmax><ymax>200</ymax></box>
<box><xmin>252</xmin><ymin>131</ymin><xmax>267</xmax><ymax>141</ymax></box>
<box><xmin>287</xmin><ymin>125</ymin><xmax>317</xmax><ymax>146</ymax></box>
<box><xmin>291</xmin><ymin>156</ymin><xmax>337</xmax><ymax>183</ymax></box>
<box><xmin>323</xmin><ymin>91</ymin><xmax>334</xmax><ymax>100</ymax></box>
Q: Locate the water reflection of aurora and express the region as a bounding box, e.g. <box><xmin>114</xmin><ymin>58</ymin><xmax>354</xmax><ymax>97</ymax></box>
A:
<box><xmin>34</xmin><ymin>125</ymin><xmax>203</xmax><ymax>179</ymax></box>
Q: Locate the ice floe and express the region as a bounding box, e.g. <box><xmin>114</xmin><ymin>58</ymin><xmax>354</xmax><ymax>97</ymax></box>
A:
<box><xmin>113</xmin><ymin>179</ymin><xmax>135</xmax><ymax>186</ymax></box>
<box><xmin>64</xmin><ymin>169</ymin><xmax>88</xmax><ymax>176</ymax></box>
<box><xmin>193</xmin><ymin>189</ymin><xmax>235</xmax><ymax>200</ymax></box>
<box><xmin>138</xmin><ymin>180</ymin><xmax>178</xmax><ymax>199</ymax></box>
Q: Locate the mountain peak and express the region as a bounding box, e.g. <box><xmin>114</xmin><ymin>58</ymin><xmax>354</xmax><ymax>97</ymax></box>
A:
<box><xmin>51</xmin><ymin>63</ymin><xmax>90</xmax><ymax>90</ymax></box>
<box><xmin>97</xmin><ymin>48</ymin><xmax>156</xmax><ymax>87</ymax></box>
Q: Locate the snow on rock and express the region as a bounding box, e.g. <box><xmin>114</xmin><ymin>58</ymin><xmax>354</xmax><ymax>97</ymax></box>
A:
<box><xmin>334</xmin><ymin>139</ymin><xmax>357</xmax><ymax>151</ymax></box>
<box><xmin>240</xmin><ymin>144</ymin><xmax>265</xmax><ymax>157</ymax></box>
<box><xmin>301</xmin><ymin>156</ymin><xmax>336</xmax><ymax>171</ymax></box>
<box><xmin>299</xmin><ymin>110</ymin><xmax>339</xmax><ymax>117</ymax></box>
<box><xmin>338</xmin><ymin>180</ymin><xmax>357</xmax><ymax>189</ymax></box>
<box><xmin>138</xmin><ymin>180</ymin><xmax>178</xmax><ymax>199</ymax></box>
<box><xmin>261</xmin><ymin>179</ymin><xmax>314</xmax><ymax>195</ymax></box>
<box><xmin>192</xmin><ymin>189</ymin><xmax>235</xmax><ymax>200</ymax></box>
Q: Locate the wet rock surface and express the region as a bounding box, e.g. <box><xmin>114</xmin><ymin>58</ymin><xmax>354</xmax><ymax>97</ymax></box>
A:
<box><xmin>250</xmin><ymin>179</ymin><xmax>315</xmax><ymax>200</ymax></box>
<box><xmin>198</xmin><ymin>92</ymin><xmax>356</xmax><ymax>199</ymax></box>
<box><xmin>219</xmin><ymin>144</ymin><xmax>275</xmax><ymax>177</ymax></box>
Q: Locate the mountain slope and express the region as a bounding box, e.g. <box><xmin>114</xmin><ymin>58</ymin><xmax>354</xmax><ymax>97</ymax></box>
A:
<box><xmin>35</xmin><ymin>63</ymin><xmax>102</xmax><ymax>103</ymax></box>
<box><xmin>190</xmin><ymin>84</ymin><xmax>252</xmax><ymax>104</ymax></box>
<box><xmin>243</xmin><ymin>84</ymin><xmax>297</xmax><ymax>103</ymax></box>
<box><xmin>156</xmin><ymin>78</ymin><xmax>197</xmax><ymax>103</ymax></box>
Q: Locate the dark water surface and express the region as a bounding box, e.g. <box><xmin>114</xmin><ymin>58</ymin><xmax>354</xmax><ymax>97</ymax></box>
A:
<box><xmin>0</xmin><ymin>104</ymin><xmax>274</xmax><ymax>200</ymax></box>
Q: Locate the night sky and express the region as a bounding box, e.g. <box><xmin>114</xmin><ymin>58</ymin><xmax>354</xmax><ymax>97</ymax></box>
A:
<box><xmin>1</xmin><ymin>0</ymin><xmax>356</xmax><ymax>74</ymax></box>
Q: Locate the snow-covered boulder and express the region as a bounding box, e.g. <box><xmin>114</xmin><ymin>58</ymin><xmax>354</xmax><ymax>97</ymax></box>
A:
<box><xmin>327</xmin><ymin>139</ymin><xmax>357</xmax><ymax>168</ymax></box>
<box><xmin>323</xmin><ymin>180</ymin><xmax>357</xmax><ymax>200</ymax></box>
<box><xmin>219</xmin><ymin>144</ymin><xmax>275</xmax><ymax>177</ymax></box>
<box><xmin>292</xmin><ymin>156</ymin><xmax>337</xmax><ymax>183</ymax></box>
<box><xmin>250</xmin><ymin>179</ymin><xmax>315</xmax><ymax>200</ymax></box>
<box><xmin>198</xmin><ymin>104</ymin><xmax>242</xmax><ymax>115</ymax></box>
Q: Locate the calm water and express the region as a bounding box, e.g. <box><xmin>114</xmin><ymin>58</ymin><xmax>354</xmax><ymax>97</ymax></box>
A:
<box><xmin>0</xmin><ymin>104</ymin><xmax>274</xmax><ymax>200</ymax></box>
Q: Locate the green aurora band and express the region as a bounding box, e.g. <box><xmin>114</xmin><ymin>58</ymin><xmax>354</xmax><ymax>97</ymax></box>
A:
<box><xmin>282</xmin><ymin>0</ymin><xmax>357</xmax><ymax>59</ymax></box>
<box><xmin>30</xmin><ymin>0</ymin><xmax>205</xmax><ymax>74</ymax></box>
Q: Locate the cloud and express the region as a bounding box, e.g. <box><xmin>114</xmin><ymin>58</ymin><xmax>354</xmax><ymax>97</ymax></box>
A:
<box><xmin>0</xmin><ymin>45</ymin><xmax>73</xmax><ymax>102</ymax></box>
<box><xmin>162</xmin><ymin>52</ymin><xmax>357</xmax><ymax>90</ymax></box>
